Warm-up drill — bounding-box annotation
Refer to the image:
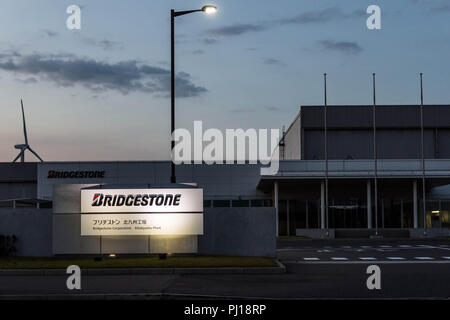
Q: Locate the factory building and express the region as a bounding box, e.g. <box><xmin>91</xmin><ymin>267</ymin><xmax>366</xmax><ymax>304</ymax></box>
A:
<box><xmin>1</xmin><ymin>105</ymin><xmax>449</xmax><ymax>256</ymax></box>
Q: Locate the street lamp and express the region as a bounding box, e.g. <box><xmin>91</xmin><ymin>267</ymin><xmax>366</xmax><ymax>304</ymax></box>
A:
<box><xmin>170</xmin><ymin>5</ymin><xmax>218</xmax><ymax>184</ymax></box>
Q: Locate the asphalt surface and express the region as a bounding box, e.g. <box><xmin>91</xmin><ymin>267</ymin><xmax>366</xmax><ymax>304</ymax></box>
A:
<box><xmin>0</xmin><ymin>239</ymin><xmax>449</xmax><ymax>299</ymax></box>
<box><xmin>277</xmin><ymin>238</ymin><xmax>450</xmax><ymax>262</ymax></box>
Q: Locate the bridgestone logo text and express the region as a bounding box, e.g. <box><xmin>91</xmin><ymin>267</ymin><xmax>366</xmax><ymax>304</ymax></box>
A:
<box><xmin>48</xmin><ymin>171</ymin><xmax>105</xmax><ymax>179</ymax></box>
<box><xmin>92</xmin><ymin>193</ymin><xmax>182</xmax><ymax>207</ymax></box>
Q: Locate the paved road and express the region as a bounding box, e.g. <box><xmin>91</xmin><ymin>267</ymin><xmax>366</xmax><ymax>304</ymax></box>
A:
<box><xmin>277</xmin><ymin>239</ymin><xmax>450</xmax><ymax>263</ymax></box>
<box><xmin>0</xmin><ymin>239</ymin><xmax>449</xmax><ymax>299</ymax></box>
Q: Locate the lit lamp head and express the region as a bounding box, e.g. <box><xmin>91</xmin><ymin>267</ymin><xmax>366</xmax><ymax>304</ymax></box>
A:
<box><xmin>202</xmin><ymin>5</ymin><xmax>218</xmax><ymax>14</ymax></box>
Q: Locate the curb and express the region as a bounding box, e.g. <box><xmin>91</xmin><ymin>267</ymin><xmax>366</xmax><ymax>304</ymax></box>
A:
<box><xmin>0</xmin><ymin>261</ymin><xmax>286</xmax><ymax>276</ymax></box>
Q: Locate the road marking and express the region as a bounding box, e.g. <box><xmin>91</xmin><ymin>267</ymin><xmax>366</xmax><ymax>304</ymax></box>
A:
<box><xmin>399</xmin><ymin>245</ymin><xmax>411</xmax><ymax>248</ymax></box>
<box><xmin>277</xmin><ymin>248</ymin><xmax>304</xmax><ymax>251</ymax></box>
<box><xmin>443</xmin><ymin>257</ymin><xmax>450</xmax><ymax>260</ymax></box>
<box><xmin>359</xmin><ymin>257</ymin><xmax>376</xmax><ymax>261</ymax></box>
<box><xmin>360</xmin><ymin>246</ymin><xmax>372</xmax><ymax>248</ymax></box>
<box><xmin>380</xmin><ymin>245</ymin><xmax>392</xmax><ymax>248</ymax></box>
<box><xmin>429</xmin><ymin>246</ymin><xmax>450</xmax><ymax>251</ymax></box>
<box><xmin>387</xmin><ymin>257</ymin><xmax>405</xmax><ymax>260</ymax></box>
<box><xmin>284</xmin><ymin>261</ymin><xmax>450</xmax><ymax>265</ymax></box>
<box><xmin>415</xmin><ymin>257</ymin><xmax>434</xmax><ymax>260</ymax></box>
<box><xmin>303</xmin><ymin>257</ymin><xmax>320</xmax><ymax>261</ymax></box>
<box><xmin>331</xmin><ymin>257</ymin><xmax>348</xmax><ymax>261</ymax></box>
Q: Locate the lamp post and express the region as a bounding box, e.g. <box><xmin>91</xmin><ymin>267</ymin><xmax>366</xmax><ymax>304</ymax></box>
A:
<box><xmin>170</xmin><ymin>5</ymin><xmax>217</xmax><ymax>184</ymax></box>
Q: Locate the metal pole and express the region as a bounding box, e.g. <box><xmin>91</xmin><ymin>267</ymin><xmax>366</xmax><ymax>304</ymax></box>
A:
<box><xmin>373</xmin><ymin>73</ymin><xmax>379</xmax><ymax>236</ymax></box>
<box><xmin>324</xmin><ymin>73</ymin><xmax>329</xmax><ymax>234</ymax></box>
<box><xmin>367</xmin><ymin>180</ymin><xmax>372</xmax><ymax>228</ymax></box>
<box><xmin>170</xmin><ymin>10</ymin><xmax>176</xmax><ymax>184</ymax></box>
<box><xmin>420</xmin><ymin>73</ymin><xmax>426</xmax><ymax>234</ymax></box>
<box><xmin>287</xmin><ymin>200</ymin><xmax>290</xmax><ymax>236</ymax></box>
<box><xmin>274</xmin><ymin>181</ymin><xmax>279</xmax><ymax>237</ymax></box>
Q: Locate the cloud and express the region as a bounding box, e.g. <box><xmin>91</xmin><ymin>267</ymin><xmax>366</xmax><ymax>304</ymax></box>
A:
<box><xmin>82</xmin><ymin>38</ymin><xmax>123</xmax><ymax>51</ymax></box>
<box><xmin>207</xmin><ymin>24</ymin><xmax>266</xmax><ymax>36</ymax></box>
<box><xmin>318</xmin><ymin>40</ymin><xmax>363</xmax><ymax>55</ymax></box>
<box><xmin>277</xmin><ymin>7</ymin><xmax>339</xmax><ymax>25</ymax></box>
<box><xmin>431</xmin><ymin>4</ymin><xmax>450</xmax><ymax>12</ymax></box>
<box><xmin>206</xmin><ymin>7</ymin><xmax>364</xmax><ymax>38</ymax></box>
<box><xmin>228</xmin><ymin>106</ymin><xmax>284</xmax><ymax>113</ymax></box>
<box><xmin>201</xmin><ymin>38</ymin><xmax>219</xmax><ymax>45</ymax></box>
<box><xmin>192</xmin><ymin>49</ymin><xmax>205</xmax><ymax>55</ymax></box>
<box><xmin>263</xmin><ymin>58</ymin><xmax>284</xmax><ymax>66</ymax></box>
<box><xmin>41</xmin><ymin>29</ymin><xmax>59</xmax><ymax>38</ymax></box>
<box><xmin>18</xmin><ymin>77</ymin><xmax>38</xmax><ymax>84</ymax></box>
<box><xmin>0</xmin><ymin>51</ymin><xmax>207</xmax><ymax>97</ymax></box>
<box><xmin>276</xmin><ymin>7</ymin><xmax>365</xmax><ymax>25</ymax></box>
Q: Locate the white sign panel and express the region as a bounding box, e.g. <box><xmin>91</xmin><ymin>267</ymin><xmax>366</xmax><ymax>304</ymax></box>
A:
<box><xmin>81</xmin><ymin>213</ymin><xmax>203</xmax><ymax>236</ymax></box>
<box><xmin>81</xmin><ymin>188</ymin><xmax>203</xmax><ymax>213</ymax></box>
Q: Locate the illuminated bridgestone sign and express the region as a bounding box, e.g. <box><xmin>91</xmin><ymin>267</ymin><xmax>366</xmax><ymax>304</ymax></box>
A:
<box><xmin>80</xmin><ymin>187</ymin><xmax>203</xmax><ymax>236</ymax></box>
<box><xmin>81</xmin><ymin>188</ymin><xmax>203</xmax><ymax>213</ymax></box>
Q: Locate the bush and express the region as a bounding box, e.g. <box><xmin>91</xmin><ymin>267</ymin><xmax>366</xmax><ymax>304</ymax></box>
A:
<box><xmin>0</xmin><ymin>235</ymin><xmax>18</xmax><ymax>256</ymax></box>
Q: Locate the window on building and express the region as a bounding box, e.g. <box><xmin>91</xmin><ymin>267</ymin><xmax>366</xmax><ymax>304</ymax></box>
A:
<box><xmin>212</xmin><ymin>200</ymin><xmax>230</xmax><ymax>208</ymax></box>
<box><xmin>250</xmin><ymin>199</ymin><xmax>264</xmax><ymax>207</ymax></box>
<box><xmin>203</xmin><ymin>200</ymin><xmax>212</xmax><ymax>208</ymax></box>
<box><xmin>232</xmin><ymin>200</ymin><xmax>249</xmax><ymax>207</ymax></box>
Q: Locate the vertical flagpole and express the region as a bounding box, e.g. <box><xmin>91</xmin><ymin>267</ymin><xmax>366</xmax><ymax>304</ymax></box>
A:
<box><xmin>324</xmin><ymin>73</ymin><xmax>329</xmax><ymax>234</ymax></box>
<box><xmin>420</xmin><ymin>73</ymin><xmax>427</xmax><ymax>235</ymax></box>
<box><xmin>372</xmin><ymin>73</ymin><xmax>378</xmax><ymax>236</ymax></box>
<box><xmin>170</xmin><ymin>9</ymin><xmax>176</xmax><ymax>183</ymax></box>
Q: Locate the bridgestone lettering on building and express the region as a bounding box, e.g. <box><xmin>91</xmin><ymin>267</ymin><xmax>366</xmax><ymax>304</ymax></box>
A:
<box><xmin>47</xmin><ymin>170</ymin><xmax>105</xmax><ymax>179</ymax></box>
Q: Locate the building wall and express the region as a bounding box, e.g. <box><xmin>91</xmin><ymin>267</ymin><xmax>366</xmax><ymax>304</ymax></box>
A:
<box><xmin>283</xmin><ymin>105</ymin><xmax>450</xmax><ymax>160</ymax></box>
<box><xmin>283</xmin><ymin>112</ymin><xmax>301</xmax><ymax>160</ymax></box>
<box><xmin>37</xmin><ymin>162</ymin><xmax>268</xmax><ymax>201</ymax></box>
<box><xmin>303</xmin><ymin>129</ymin><xmax>440</xmax><ymax>160</ymax></box>
<box><xmin>0</xmin><ymin>208</ymin><xmax>52</xmax><ymax>256</ymax></box>
<box><xmin>0</xmin><ymin>163</ymin><xmax>37</xmax><ymax>200</ymax></box>
<box><xmin>199</xmin><ymin>207</ymin><xmax>276</xmax><ymax>257</ymax></box>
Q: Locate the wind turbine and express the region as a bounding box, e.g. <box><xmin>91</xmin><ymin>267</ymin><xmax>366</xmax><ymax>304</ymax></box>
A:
<box><xmin>13</xmin><ymin>99</ymin><xmax>43</xmax><ymax>162</ymax></box>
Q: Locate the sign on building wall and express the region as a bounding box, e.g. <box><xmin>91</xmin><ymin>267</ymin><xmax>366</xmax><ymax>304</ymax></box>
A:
<box><xmin>80</xmin><ymin>187</ymin><xmax>203</xmax><ymax>236</ymax></box>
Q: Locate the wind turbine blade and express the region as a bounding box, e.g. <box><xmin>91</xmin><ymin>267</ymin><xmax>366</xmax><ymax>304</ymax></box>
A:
<box><xmin>12</xmin><ymin>153</ymin><xmax>21</xmax><ymax>162</ymax></box>
<box><xmin>27</xmin><ymin>147</ymin><xmax>43</xmax><ymax>162</ymax></box>
<box><xmin>21</xmin><ymin>99</ymin><xmax>28</xmax><ymax>145</ymax></box>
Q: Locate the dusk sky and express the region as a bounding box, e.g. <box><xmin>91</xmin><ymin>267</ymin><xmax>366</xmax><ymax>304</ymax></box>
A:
<box><xmin>1</xmin><ymin>0</ymin><xmax>450</xmax><ymax>161</ymax></box>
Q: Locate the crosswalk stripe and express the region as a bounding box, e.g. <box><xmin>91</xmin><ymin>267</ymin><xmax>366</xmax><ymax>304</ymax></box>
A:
<box><xmin>359</xmin><ymin>257</ymin><xmax>376</xmax><ymax>260</ymax></box>
<box><xmin>303</xmin><ymin>257</ymin><xmax>320</xmax><ymax>261</ymax></box>
<box><xmin>415</xmin><ymin>257</ymin><xmax>434</xmax><ymax>260</ymax></box>
<box><xmin>442</xmin><ymin>257</ymin><xmax>450</xmax><ymax>260</ymax></box>
<box><xmin>399</xmin><ymin>245</ymin><xmax>411</xmax><ymax>248</ymax></box>
<box><xmin>380</xmin><ymin>245</ymin><xmax>392</xmax><ymax>248</ymax></box>
<box><xmin>387</xmin><ymin>257</ymin><xmax>405</xmax><ymax>260</ymax></box>
<box><xmin>331</xmin><ymin>257</ymin><xmax>348</xmax><ymax>261</ymax></box>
